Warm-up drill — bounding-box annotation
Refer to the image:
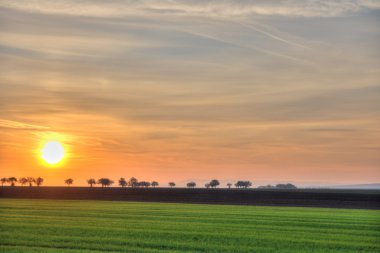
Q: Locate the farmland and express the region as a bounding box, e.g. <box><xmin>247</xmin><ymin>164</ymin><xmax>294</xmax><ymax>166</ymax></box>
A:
<box><xmin>1</xmin><ymin>199</ymin><xmax>379</xmax><ymax>253</ymax></box>
<box><xmin>1</xmin><ymin>187</ymin><xmax>380</xmax><ymax>209</ymax></box>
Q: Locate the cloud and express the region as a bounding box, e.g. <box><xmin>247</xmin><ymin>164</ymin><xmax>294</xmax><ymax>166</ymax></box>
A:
<box><xmin>0</xmin><ymin>119</ymin><xmax>50</xmax><ymax>130</ymax></box>
<box><xmin>0</xmin><ymin>0</ymin><xmax>379</xmax><ymax>18</ymax></box>
<box><xmin>0</xmin><ymin>0</ymin><xmax>379</xmax><ymax>183</ymax></box>
<box><xmin>236</xmin><ymin>21</ymin><xmax>310</xmax><ymax>49</ymax></box>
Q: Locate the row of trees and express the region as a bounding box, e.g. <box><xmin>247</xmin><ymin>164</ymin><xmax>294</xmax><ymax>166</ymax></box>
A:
<box><xmin>2</xmin><ymin>177</ymin><xmax>295</xmax><ymax>189</ymax></box>
<box><xmin>1</xmin><ymin>177</ymin><xmax>44</xmax><ymax>187</ymax></box>
<box><xmin>69</xmin><ymin>178</ymin><xmax>252</xmax><ymax>189</ymax></box>
<box><xmin>1</xmin><ymin>177</ymin><xmax>248</xmax><ymax>189</ymax></box>
<box><xmin>234</xmin><ymin>181</ymin><xmax>252</xmax><ymax>188</ymax></box>
<box><xmin>65</xmin><ymin>178</ymin><xmax>118</xmax><ymax>188</ymax></box>
<box><xmin>204</xmin><ymin>180</ymin><xmax>252</xmax><ymax>189</ymax></box>
<box><xmin>83</xmin><ymin>177</ymin><xmax>161</xmax><ymax>188</ymax></box>
<box><xmin>116</xmin><ymin>177</ymin><xmax>160</xmax><ymax>188</ymax></box>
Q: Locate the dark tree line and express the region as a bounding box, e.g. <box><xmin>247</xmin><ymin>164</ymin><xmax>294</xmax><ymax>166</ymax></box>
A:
<box><xmin>235</xmin><ymin>181</ymin><xmax>252</xmax><ymax>188</ymax></box>
<box><xmin>85</xmin><ymin>178</ymin><xmax>252</xmax><ymax>189</ymax></box>
<box><xmin>85</xmin><ymin>177</ymin><xmax>159</xmax><ymax>188</ymax></box>
<box><xmin>1</xmin><ymin>177</ymin><xmax>43</xmax><ymax>187</ymax></box>
<box><xmin>1</xmin><ymin>176</ymin><xmax>296</xmax><ymax>189</ymax></box>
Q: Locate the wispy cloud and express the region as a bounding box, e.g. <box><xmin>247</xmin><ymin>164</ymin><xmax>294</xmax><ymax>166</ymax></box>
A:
<box><xmin>237</xmin><ymin>21</ymin><xmax>311</xmax><ymax>49</ymax></box>
<box><xmin>0</xmin><ymin>119</ymin><xmax>49</xmax><ymax>130</ymax></box>
<box><xmin>1</xmin><ymin>0</ymin><xmax>379</xmax><ymax>18</ymax></box>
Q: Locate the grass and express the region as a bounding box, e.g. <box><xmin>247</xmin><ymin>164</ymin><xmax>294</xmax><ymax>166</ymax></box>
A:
<box><xmin>0</xmin><ymin>199</ymin><xmax>379</xmax><ymax>253</ymax></box>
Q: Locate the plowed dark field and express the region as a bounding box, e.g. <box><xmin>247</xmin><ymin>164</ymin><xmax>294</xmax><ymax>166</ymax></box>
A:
<box><xmin>1</xmin><ymin>187</ymin><xmax>379</xmax><ymax>209</ymax></box>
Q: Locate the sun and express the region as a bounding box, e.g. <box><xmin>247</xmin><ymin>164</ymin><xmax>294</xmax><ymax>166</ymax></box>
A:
<box><xmin>41</xmin><ymin>141</ymin><xmax>65</xmax><ymax>165</ymax></box>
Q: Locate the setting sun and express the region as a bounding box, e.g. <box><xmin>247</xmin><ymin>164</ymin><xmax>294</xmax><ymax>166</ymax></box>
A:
<box><xmin>41</xmin><ymin>141</ymin><xmax>65</xmax><ymax>165</ymax></box>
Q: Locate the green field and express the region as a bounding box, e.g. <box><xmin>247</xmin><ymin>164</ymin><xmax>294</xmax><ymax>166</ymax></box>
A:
<box><xmin>0</xmin><ymin>199</ymin><xmax>379</xmax><ymax>253</ymax></box>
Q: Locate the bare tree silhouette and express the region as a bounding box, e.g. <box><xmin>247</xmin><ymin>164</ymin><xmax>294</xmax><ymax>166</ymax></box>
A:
<box><xmin>1</xmin><ymin>177</ymin><xmax>8</xmax><ymax>187</ymax></box>
<box><xmin>87</xmin><ymin>178</ymin><xmax>96</xmax><ymax>187</ymax></box>
<box><xmin>35</xmin><ymin>177</ymin><xmax>44</xmax><ymax>187</ymax></box>
<box><xmin>65</xmin><ymin>178</ymin><xmax>74</xmax><ymax>187</ymax></box>
<box><xmin>19</xmin><ymin>177</ymin><xmax>28</xmax><ymax>186</ymax></box>
<box><xmin>97</xmin><ymin>178</ymin><xmax>114</xmax><ymax>188</ymax></box>
<box><xmin>187</xmin><ymin>182</ymin><xmax>196</xmax><ymax>188</ymax></box>
<box><xmin>168</xmin><ymin>182</ymin><xmax>176</xmax><ymax>188</ymax></box>
<box><xmin>119</xmin><ymin>177</ymin><xmax>127</xmax><ymax>187</ymax></box>
<box><xmin>138</xmin><ymin>181</ymin><xmax>151</xmax><ymax>187</ymax></box>
<box><xmin>235</xmin><ymin>181</ymin><xmax>252</xmax><ymax>188</ymax></box>
<box><xmin>227</xmin><ymin>183</ymin><xmax>232</xmax><ymax>189</ymax></box>
<box><xmin>151</xmin><ymin>181</ymin><xmax>159</xmax><ymax>187</ymax></box>
<box><xmin>8</xmin><ymin>177</ymin><xmax>17</xmax><ymax>187</ymax></box>
<box><xmin>128</xmin><ymin>177</ymin><xmax>138</xmax><ymax>187</ymax></box>
<box><xmin>209</xmin><ymin>179</ymin><xmax>220</xmax><ymax>188</ymax></box>
<box><xmin>26</xmin><ymin>177</ymin><xmax>35</xmax><ymax>187</ymax></box>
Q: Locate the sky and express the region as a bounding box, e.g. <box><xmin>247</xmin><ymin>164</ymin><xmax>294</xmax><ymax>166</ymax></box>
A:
<box><xmin>0</xmin><ymin>0</ymin><xmax>379</xmax><ymax>187</ymax></box>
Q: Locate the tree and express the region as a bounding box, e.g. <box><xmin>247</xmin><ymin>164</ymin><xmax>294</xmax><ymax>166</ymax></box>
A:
<box><xmin>26</xmin><ymin>177</ymin><xmax>35</xmax><ymax>187</ymax></box>
<box><xmin>205</xmin><ymin>183</ymin><xmax>210</xmax><ymax>189</ymax></box>
<box><xmin>19</xmin><ymin>177</ymin><xmax>28</xmax><ymax>186</ymax></box>
<box><xmin>8</xmin><ymin>177</ymin><xmax>17</xmax><ymax>187</ymax></box>
<box><xmin>97</xmin><ymin>178</ymin><xmax>114</xmax><ymax>188</ymax></box>
<box><xmin>1</xmin><ymin>177</ymin><xmax>8</xmax><ymax>187</ymax></box>
<box><xmin>187</xmin><ymin>182</ymin><xmax>196</xmax><ymax>188</ymax></box>
<box><xmin>87</xmin><ymin>178</ymin><xmax>96</xmax><ymax>187</ymax></box>
<box><xmin>234</xmin><ymin>181</ymin><xmax>252</xmax><ymax>188</ymax></box>
<box><xmin>236</xmin><ymin>181</ymin><xmax>251</xmax><ymax>188</ymax></box>
<box><xmin>35</xmin><ymin>177</ymin><xmax>44</xmax><ymax>187</ymax></box>
<box><xmin>227</xmin><ymin>183</ymin><xmax>232</xmax><ymax>189</ymax></box>
<box><xmin>65</xmin><ymin>178</ymin><xmax>74</xmax><ymax>187</ymax></box>
<box><xmin>128</xmin><ymin>177</ymin><xmax>138</xmax><ymax>187</ymax></box>
<box><xmin>133</xmin><ymin>181</ymin><xmax>150</xmax><ymax>187</ymax></box>
<box><xmin>151</xmin><ymin>181</ymin><xmax>159</xmax><ymax>187</ymax></box>
<box><xmin>209</xmin><ymin>179</ymin><xmax>220</xmax><ymax>188</ymax></box>
<box><xmin>119</xmin><ymin>177</ymin><xmax>127</xmax><ymax>187</ymax></box>
<box><xmin>168</xmin><ymin>182</ymin><xmax>175</xmax><ymax>188</ymax></box>
<box><xmin>139</xmin><ymin>181</ymin><xmax>151</xmax><ymax>187</ymax></box>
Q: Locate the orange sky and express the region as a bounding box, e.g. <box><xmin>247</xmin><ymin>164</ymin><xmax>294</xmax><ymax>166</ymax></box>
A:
<box><xmin>0</xmin><ymin>1</ymin><xmax>379</xmax><ymax>187</ymax></box>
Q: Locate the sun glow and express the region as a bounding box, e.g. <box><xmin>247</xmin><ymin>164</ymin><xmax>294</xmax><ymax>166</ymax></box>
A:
<box><xmin>41</xmin><ymin>141</ymin><xmax>65</xmax><ymax>165</ymax></box>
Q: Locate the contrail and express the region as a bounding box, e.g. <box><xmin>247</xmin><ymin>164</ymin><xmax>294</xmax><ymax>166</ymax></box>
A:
<box><xmin>237</xmin><ymin>21</ymin><xmax>311</xmax><ymax>50</ymax></box>
<box><xmin>181</xmin><ymin>29</ymin><xmax>313</xmax><ymax>64</ymax></box>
